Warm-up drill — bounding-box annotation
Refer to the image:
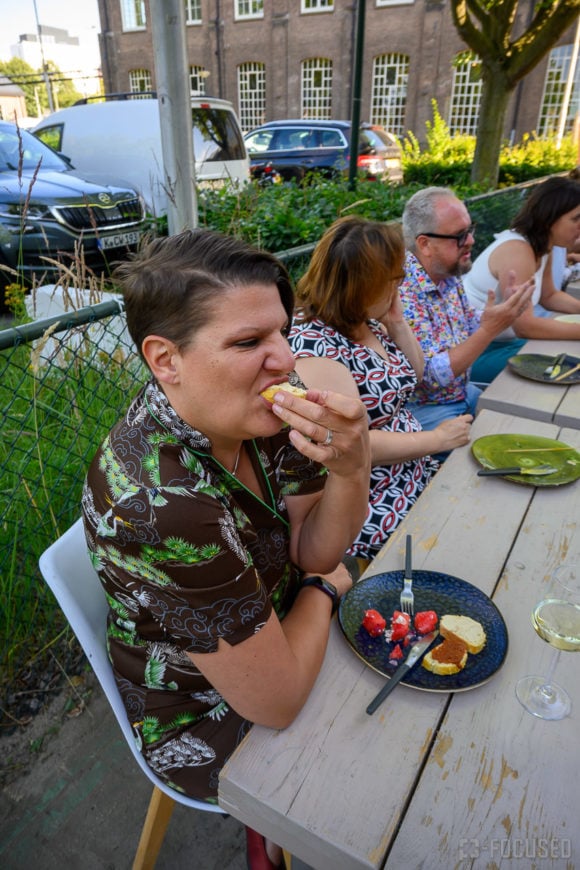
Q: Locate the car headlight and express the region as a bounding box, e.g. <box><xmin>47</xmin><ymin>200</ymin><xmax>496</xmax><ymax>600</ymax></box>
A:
<box><xmin>0</xmin><ymin>202</ymin><xmax>53</xmax><ymax>220</ymax></box>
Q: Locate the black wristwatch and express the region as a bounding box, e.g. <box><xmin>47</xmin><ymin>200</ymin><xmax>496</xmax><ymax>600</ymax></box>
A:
<box><xmin>301</xmin><ymin>575</ymin><xmax>340</xmax><ymax>615</ymax></box>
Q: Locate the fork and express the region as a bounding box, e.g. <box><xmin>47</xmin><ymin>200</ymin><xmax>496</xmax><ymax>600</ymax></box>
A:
<box><xmin>400</xmin><ymin>534</ymin><xmax>414</xmax><ymax>615</ymax></box>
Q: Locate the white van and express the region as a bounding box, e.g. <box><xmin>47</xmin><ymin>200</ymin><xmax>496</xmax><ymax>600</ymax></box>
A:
<box><xmin>33</xmin><ymin>94</ymin><xmax>250</xmax><ymax>216</ymax></box>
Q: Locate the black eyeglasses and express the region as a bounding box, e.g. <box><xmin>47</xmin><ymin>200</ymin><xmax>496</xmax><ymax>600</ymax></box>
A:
<box><xmin>416</xmin><ymin>224</ymin><xmax>476</xmax><ymax>247</ymax></box>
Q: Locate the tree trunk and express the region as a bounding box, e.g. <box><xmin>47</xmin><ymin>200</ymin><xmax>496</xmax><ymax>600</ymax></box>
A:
<box><xmin>471</xmin><ymin>69</ymin><xmax>513</xmax><ymax>186</ymax></box>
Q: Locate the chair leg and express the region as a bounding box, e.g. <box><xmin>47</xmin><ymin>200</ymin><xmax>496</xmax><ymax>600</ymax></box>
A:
<box><xmin>132</xmin><ymin>786</ymin><xmax>176</xmax><ymax>870</ymax></box>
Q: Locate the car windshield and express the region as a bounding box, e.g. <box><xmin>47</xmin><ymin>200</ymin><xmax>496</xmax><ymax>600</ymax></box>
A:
<box><xmin>0</xmin><ymin>124</ymin><xmax>66</xmax><ymax>173</ymax></box>
<box><xmin>192</xmin><ymin>108</ymin><xmax>246</xmax><ymax>162</ymax></box>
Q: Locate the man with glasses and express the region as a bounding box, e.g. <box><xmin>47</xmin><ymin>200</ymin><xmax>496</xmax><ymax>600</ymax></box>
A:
<box><xmin>399</xmin><ymin>186</ymin><xmax>533</xmax><ymax>432</ymax></box>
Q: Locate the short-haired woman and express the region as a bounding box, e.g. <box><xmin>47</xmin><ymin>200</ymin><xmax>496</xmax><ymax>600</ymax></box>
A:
<box><xmin>82</xmin><ymin>228</ymin><xmax>371</xmax><ymax>869</ymax></box>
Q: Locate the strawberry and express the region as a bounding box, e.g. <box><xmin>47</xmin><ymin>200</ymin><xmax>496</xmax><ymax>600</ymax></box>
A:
<box><xmin>362</xmin><ymin>609</ymin><xmax>386</xmax><ymax>637</ymax></box>
<box><xmin>390</xmin><ymin>643</ymin><xmax>404</xmax><ymax>660</ymax></box>
<box><xmin>390</xmin><ymin>609</ymin><xmax>411</xmax><ymax>641</ymax></box>
<box><xmin>414</xmin><ymin>611</ymin><xmax>438</xmax><ymax>635</ymax></box>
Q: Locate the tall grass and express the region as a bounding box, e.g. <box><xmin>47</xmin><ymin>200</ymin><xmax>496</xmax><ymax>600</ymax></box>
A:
<box><xmin>0</xmin><ymin>330</ymin><xmax>146</xmax><ymax>700</ymax></box>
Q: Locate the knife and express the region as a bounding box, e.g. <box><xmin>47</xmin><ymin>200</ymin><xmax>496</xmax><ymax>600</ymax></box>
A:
<box><xmin>477</xmin><ymin>465</ymin><xmax>557</xmax><ymax>477</ymax></box>
<box><xmin>366</xmin><ymin>630</ymin><xmax>438</xmax><ymax>715</ymax></box>
<box><xmin>543</xmin><ymin>352</ymin><xmax>567</xmax><ymax>379</ymax></box>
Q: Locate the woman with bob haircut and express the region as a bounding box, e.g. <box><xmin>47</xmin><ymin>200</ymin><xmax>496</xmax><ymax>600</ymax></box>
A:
<box><xmin>82</xmin><ymin>228</ymin><xmax>371</xmax><ymax>869</ymax></box>
<box><xmin>464</xmin><ymin>175</ymin><xmax>580</xmax><ymax>379</ymax></box>
<box><xmin>289</xmin><ymin>215</ymin><xmax>472</xmax><ymax>564</ymax></box>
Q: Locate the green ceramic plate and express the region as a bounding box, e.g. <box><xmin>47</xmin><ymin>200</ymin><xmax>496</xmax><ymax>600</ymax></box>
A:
<box><xmin>555</xmin><ymin>314</ymin><xmax>580</xmax><ymax>324</ymax></box>
<box><xmin>472</xmin><ymin>433</ymin><xmax>580</xmax><ymax>486</ymax></box>
<box><xmin>338</xmin><ymin>570</ymin><xmax>508</xmax><ymax>692</ymax></box>
<box><xmin>507</xmin><ymin>353</ymin><xmax>580</xmax><ymax>384</ymax></box>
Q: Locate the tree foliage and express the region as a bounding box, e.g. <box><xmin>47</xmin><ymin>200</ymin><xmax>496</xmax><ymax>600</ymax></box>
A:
<box><xmin>450</xmin><ymin>0</ymin><xmax>580</xmax><ymax>186</ymax></box>
<box><xmin>0</xmin><ymin>57</ymin><xmax>82</xmax><ymax>116</ymax></box>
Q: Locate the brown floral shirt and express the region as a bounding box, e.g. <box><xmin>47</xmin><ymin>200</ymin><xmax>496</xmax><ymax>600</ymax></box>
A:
<box><xmin>82</xmin><ymin>380</ymin><xmax>326</xmax><ymax>801</ymax></box>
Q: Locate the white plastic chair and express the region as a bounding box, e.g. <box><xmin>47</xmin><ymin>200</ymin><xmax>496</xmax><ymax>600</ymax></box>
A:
<box><xmin>38</xmin><ymin>518</ymin><xmax>224</xmax><ymax>870</ymax></box>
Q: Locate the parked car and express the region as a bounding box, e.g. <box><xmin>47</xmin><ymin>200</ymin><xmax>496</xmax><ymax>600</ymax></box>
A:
<box><xmin>33</xmin><ymin>94</ymin><xmax>250</xmax><ymax>216</ymax></box>
<box><xmin>0</xmin><ymin>120</ymin><xmax>147</xmax><ymax>289</ymax></box>
<box><xmin>244</xmin><ymin>119</ymin><xmax>403</xmax><ymax>183</ymax></box>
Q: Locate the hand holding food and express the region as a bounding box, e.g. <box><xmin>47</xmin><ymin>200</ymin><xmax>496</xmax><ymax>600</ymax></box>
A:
<box><xmin>264</xmin><ymin>383</ymin><xmax>371</xmax><ymax>479</ymax></box>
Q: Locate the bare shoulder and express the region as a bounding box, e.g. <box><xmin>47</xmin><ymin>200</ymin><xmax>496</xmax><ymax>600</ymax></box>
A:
<box><xmin>294</xmin><ymin>357</ymin><xmax>359</xmax><ymax>398</ymax></box>
<box><xmin>489</xmin><ymin>237</ymin><xmax>536</xmax><ymax>283</ymax></box>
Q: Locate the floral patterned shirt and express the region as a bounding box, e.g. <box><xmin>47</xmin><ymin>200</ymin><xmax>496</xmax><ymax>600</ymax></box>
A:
<box><xmin>82</xmin><ymin>379</ymin><xmax>326</xmax><ymax>801</ymax></box>
<box><xmin>399</xmin><ymin>252</ymin><xmax>481</xmax><ymax>404</ymax></box>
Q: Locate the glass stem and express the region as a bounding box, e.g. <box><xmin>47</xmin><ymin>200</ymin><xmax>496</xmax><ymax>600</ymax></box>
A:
<box><xmin>539</xmin><ymin>648</ymin><xmax>561</xmax><ymax>697</ymax></box>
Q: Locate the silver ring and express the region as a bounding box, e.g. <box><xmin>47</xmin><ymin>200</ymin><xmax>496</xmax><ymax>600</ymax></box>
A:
<box><xmin>322</xmin><ymin>428</ymin><xmax>333</xmax><ymax>446</ymax></box>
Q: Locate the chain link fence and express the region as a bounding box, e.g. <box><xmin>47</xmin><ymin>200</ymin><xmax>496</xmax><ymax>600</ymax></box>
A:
<box><xmin>0</xmin><ymin>179</ymin><xmax>547</xmax><ymax>734</ymax></box>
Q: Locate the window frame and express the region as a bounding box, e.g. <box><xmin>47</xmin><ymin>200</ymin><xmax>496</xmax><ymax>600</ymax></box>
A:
<box><xmin>301</xmin><ymin>58</ymin><xmax>333</xmax><ymax>119</ymax></box>
<box><xmin>184</xmin><ymin>0</ymin><xmax>202</xmax><ymax>25</ymax></box>
<box><xmin>234</xmin><ymin>0</ymin><xmax>264</xmax><ymax>20</ymax></box>
<box><xmin>301</xmin><ymin>0</ymin><xmax>334</xmax><ymax>13</ymax></box>
<box><xmin>237</xmin><ymin>61</ymin><xmax>266</xmax><ymax>133</ymax></box>
<box><xmin>120</xmin><ymin>0</ymin><xmax>147</xmax><ymax>31</ymax></box>
<box><xmin>448</xmin><ymin>55</ymin><xmax>482</xmax><ymax>136</ymax></box>
<box><xmin>370</xmin><ymin>53</ymin><xmax>409</xmax><ymax>136</ymax></box>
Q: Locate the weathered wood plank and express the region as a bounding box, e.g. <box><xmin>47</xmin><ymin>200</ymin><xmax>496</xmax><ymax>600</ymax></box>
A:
<box><xmin>385</xmin><ymin>425</ymin><xmax>580</xmax><ymax>869</ymax></box>
<box><xmin>476</xmin><ymin>339</ymin><xmax>580</xmax><ymax>424</ymax></box>
<box><xmin>219</xmin><ymin>411</ymin><xmax>565</xmax><ymax>870</ymax></box>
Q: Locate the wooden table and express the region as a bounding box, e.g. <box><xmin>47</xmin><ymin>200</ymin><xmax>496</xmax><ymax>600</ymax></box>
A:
<box><xmin>219</xmin><ymin>409</ymin><xmax>580</xmax><ymax>870</ymax></box>
<box><xmin>477</xmin><ymin>338</ymin><xmax>580</xmax><ymax>428</ymax></box>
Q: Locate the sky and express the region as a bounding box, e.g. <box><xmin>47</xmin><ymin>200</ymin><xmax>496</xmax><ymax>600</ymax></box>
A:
<box><xmin>0</xmin><ymin>0</ymin><xmax>101</xmax><ymax>67</ymax></box>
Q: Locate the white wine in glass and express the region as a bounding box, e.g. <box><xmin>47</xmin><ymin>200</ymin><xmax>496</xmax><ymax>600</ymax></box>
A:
<box><xmin>515</xmin><ymin>598</ymin><xmax>580</xmax><ymax>720</ymax></box>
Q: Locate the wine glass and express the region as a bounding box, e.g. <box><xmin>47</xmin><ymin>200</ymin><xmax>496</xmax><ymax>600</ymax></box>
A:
<box><xmin>515</xmin><ymin>593</ymin><xmax>580</xmax><ymax>720</ymax></box>
<box><xmin>553</xmin><ymin>564</ymin><xmax>580</xmax><ymax>598</ymax></box>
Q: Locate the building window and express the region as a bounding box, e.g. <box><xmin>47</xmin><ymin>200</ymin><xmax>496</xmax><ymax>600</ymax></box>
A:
<box><xmin>370</xmin><ymin>53</ymin><xmax>408</xmax><ymax>136</ymax></box>
<box><xmin>301</xmin><ymin>58</ymin><xmax>332</xmax><ymax>119</ymax></box>
<box><xmin>448</xmin><ymin>54</ymin><xmax>482</xmax><ymax>135</ymax></box>
<box><xmin>185</xmin><ymin>0</ymin><xmax>202</xmax><ymax>24</ymax></box>
<box><xmin>238</xmin><ymin>62</ymin><xmax>265</xmax><ymax>132</ymax></box>
<box><xmin>301</xmin><ymin>0</ymin><xmax>334</xmax><ymax>12</ymax></box>
<box><xmin>190</xmin><ymin>65</ymin><xmax>208</xmax><ymax>96</ymax></box>
<box><xmin>538</xmin><ymin>44</ymin><xmax>580</xmax><ymax>137</ymax></box>
<box><xmin>121</xmin><ymin>0</ymin><xmax>146</xmax><ymax>30</ymax></box>
<box><xmin>376</xmin><ymin>0</ymin><xmax>414</xmax><ymax>6</ymax></box>
<box><xmin>129</xmin><ymin>69</ymin><xmax>152</xmax><ymax>95</ymax></box>
<box><xmin>235</xmin><ymin>0</ymin><xmax>264</xmax><ymax>19</ymax></box>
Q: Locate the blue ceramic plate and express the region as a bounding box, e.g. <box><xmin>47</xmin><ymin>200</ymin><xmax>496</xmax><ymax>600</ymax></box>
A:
<box><xmin>338</xmin><ymin>570</ymin><xmax>508</xmax><ymax>692</ymax></box>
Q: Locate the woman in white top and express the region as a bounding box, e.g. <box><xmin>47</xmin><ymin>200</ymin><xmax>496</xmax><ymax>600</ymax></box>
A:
<box><xmin>464</xmin><ymin>176</ymin><xmax>580</xmax><ymax>380</ymax></box>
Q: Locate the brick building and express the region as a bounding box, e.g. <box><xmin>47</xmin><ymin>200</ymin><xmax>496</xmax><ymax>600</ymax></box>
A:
<box><xmin>96</xmin><ymin>0</ymin><xmax>579</xmax><ymax>140</ymax></box>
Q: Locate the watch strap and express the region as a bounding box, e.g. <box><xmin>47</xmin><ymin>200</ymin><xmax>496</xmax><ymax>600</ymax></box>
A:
<box><xmin>301</xmin><ymin>575</ymin><xmax>339</xmax><ymax>615</ymax></box>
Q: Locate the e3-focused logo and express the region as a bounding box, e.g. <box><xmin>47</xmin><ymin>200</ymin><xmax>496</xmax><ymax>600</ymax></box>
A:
<box><xmin>98</xmin><ymin>193</ymin><xmax>112</xmax><ymax>204</ymax></box>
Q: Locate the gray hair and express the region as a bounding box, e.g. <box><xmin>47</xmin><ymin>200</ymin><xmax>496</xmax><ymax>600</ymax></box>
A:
<box><xmin>402</xmin><ymin>186</ymin><xmax>458</xmax><ymax>252</ymax></box>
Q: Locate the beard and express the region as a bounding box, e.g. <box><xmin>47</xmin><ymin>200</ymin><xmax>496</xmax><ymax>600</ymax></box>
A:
<box><xmin>448</xmin><ymin>254</ymin><xmax>473</xmax><ymax>278</ymax></box>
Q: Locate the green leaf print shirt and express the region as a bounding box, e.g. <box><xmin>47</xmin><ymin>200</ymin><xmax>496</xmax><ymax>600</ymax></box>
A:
<box><xmin>81</xmin><ymin>380</ymin><xmax>326</xmax><ymax>801</ymax></box>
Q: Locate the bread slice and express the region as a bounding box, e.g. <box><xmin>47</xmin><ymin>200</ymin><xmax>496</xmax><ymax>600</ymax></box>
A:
<box><xmin>260</xmin><ymin>382</ymin><xmax>308</xmax><ymax>403</ymax></box>
<box><xmin>440</xmin><ymin>614</ymin><xmax>486</xmax><ymax>654</ymax></box>
<box><xmin>422</xmin><ymin>636</ymin><xmax>468</xmax><ymax>675</ymax></box>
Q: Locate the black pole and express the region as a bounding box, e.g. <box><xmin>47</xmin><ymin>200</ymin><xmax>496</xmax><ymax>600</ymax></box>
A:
<box><xmin>348</xmin><ymin>0</ymin><xmax>366</xmax><ymax>191</ymax></box>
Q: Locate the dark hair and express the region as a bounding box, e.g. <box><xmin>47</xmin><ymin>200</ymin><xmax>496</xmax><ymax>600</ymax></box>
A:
<box><xmin>114</xmin><ymin>229</ymin><xmax>294</xmax><ymax>361</ymax></box>
<box><xmin>295</xmin><ymin>215</ymin><xmax>405</xmax><ymax>338</ymax></box>
<box><xmin>511</xmin><ymin>176</ymin><xmax>580</xmax><ymax>257</ymax></box>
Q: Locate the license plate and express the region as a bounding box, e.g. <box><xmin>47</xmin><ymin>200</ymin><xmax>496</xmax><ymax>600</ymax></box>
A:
<box><xmin>98</xmin><ymin>231</ymin><xmax>141</xmax><ymax>250</ymax></box>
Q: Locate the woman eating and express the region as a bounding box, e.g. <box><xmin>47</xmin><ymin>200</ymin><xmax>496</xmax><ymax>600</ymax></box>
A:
<box><xmin>82</xmin><ymin>228</ymin><xmax>370</xmax><ymax>869</ymax></box>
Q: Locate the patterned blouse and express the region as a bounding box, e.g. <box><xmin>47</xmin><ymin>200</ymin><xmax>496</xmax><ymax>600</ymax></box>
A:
<box><xmin>399</xmin><ymin>252</ymin><xmax>481</xmax><ymax>404</ymax></box>
<box><xmin>289</xmin><ymin>316</ymin><xmax>438</xmax><ymax>559</ymax></box>
<box><xmin>82</xmin><ymin>380</ymin><xmax>326</xmax><ymax>802</ymax></box>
